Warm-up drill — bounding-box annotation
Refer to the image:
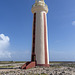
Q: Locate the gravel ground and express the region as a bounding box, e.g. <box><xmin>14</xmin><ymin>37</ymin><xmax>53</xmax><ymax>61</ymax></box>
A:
<box><xmin>0</xmin><ymin>63</ymin><xmax>75</xmax><ymax>75</ymax></box>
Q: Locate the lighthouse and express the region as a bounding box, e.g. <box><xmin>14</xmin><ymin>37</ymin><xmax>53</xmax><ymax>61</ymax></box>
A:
<box><xmin>21</xmin><ymin>0</ymin><xmax>49</xmax><ymax>69</ymax></box>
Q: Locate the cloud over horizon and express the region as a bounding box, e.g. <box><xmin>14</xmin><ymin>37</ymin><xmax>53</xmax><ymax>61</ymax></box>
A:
<box><xmin>11</xmin><ymin>50</ymin><xmax>31</xmax><ymax>61</ymax></box>
<box><xmin>72</xmin><ymin>21</ymin><xmax>75</xmax><ymax>26</ymax></box>
<box><xmin>0</xmin><ymin>34</ymin><xmax>11</xmax><ymax>59</ymax></box>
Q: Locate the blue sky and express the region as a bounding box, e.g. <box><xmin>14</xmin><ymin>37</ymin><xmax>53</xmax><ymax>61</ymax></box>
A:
<box><xmin>0</xmin><ymin>0</ymin><xmax>75</xmax><ymax>61</ymax></box>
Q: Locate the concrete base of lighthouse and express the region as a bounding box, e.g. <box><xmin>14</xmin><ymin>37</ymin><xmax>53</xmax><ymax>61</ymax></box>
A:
<box><xmin>21</xmin><ymin>61</ymin><xmax>49</xmax><ymax>69</ymax></box>
<box><xmin>37</xmin><ymin>64</ymin><xmax>49</xmax><ymax>67</ymax></box>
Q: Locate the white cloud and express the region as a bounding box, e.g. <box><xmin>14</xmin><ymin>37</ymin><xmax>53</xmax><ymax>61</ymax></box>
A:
<box><xmin>11</xmin><ymin>50</ymin><xmax>31</xmax><ymax>61</ymax></box>
<box><xmin>72</xmin><ymin>21</ymin><xmax>75</xmax><ymax>26</ymax></box>
<box><xmin>0</xmin><ymin>34</ymin><xmax>11</xmax><ymax>59</ymax></box>
<box><xmin>50</xmin><ymin>49</ymin><xmax>75</xmax><ymax>61</ymax></box>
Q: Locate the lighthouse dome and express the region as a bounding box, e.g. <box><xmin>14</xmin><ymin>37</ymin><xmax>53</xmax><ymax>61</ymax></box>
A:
<box><xmin>31</xmin><ymin>0</ymin><xmax>48</xmax><ymax>14</ymax></box>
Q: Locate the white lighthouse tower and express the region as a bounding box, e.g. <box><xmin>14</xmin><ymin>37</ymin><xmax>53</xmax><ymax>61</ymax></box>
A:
<box><xmin>21</xmin><ymin>0</ymin><xmax>49</xmax><ymax>69</ymax></box>
<box><xmin>31</xmin><ymin>0</ymin><xmax>49</xmax><ymax>67</ymax></box>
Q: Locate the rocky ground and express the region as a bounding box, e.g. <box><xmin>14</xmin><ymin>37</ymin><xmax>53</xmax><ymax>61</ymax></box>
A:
<box><xmin>0</xmin><ymin>62</ymin><xmax>75</xmax><ymax>75</ymax></box>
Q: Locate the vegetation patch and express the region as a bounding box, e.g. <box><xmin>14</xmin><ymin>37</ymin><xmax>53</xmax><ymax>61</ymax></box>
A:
<box><xmin>0</xmin><ymin>61</ymin><xmax>25</xmax><ymax>64</ymax></box>
<box><xmin>0</xmin><ymin>66</ymin><xmax>14</xmax><ymax>68</ymax></box>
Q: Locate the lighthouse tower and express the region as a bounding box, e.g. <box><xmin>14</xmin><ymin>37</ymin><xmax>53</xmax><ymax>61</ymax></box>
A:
<box><xmin>31</xmin><ymin>0</ymin><xmax>49</xmax><ymax>67</ymax></box>
<box><xmin>21</xmin><ymin>0</ymin><xmax>49</xmax><ymax>69</ymax></box>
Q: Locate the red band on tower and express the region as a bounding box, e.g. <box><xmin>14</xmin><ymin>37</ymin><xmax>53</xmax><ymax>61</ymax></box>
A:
<box><xmin>44</xmin><ymin>13</ymin><xmax>48</xmax><ymax>64</ymax></box>
<box><xmin>31</xmin><ymin>13</ymin><xmax>36</xmax><ymax>61</ymax></box>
